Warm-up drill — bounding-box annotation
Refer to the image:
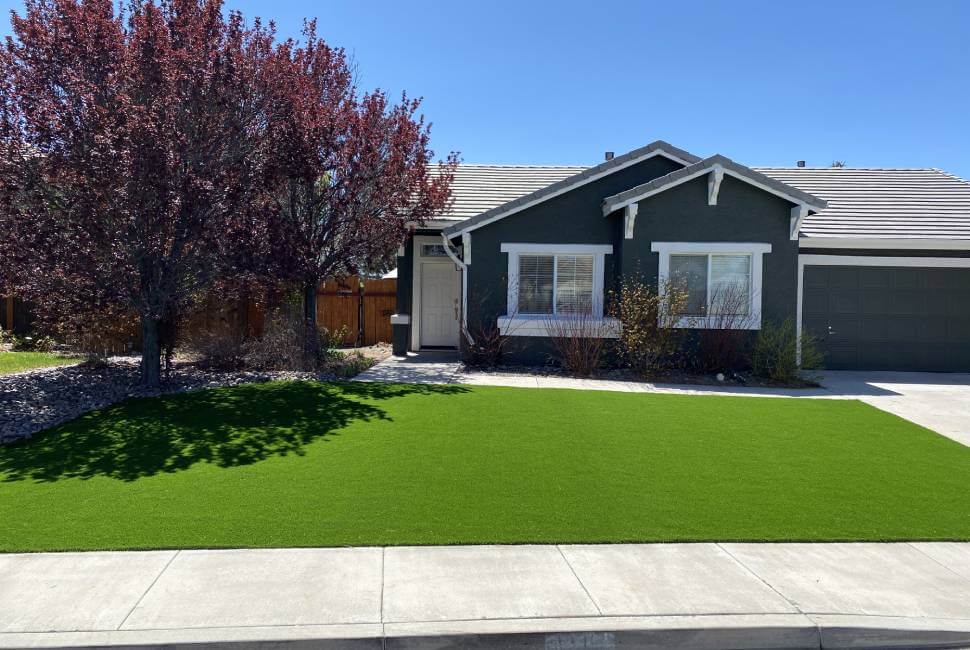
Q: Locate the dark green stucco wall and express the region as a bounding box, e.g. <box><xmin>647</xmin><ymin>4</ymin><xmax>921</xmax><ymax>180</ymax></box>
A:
<box><xmin>461</xmin><ymin>165</ymin><xmax>800</xmax><ymax>365</ymax></box>
<box><xmin>463</xmin><ymin>156</ymin><xmax>681</xmax><ymax>364</ymax></box>
<box><xmin>392</xmin><ymin>236</ymin><xmax>414</xmax><ymax>355</ymax></box>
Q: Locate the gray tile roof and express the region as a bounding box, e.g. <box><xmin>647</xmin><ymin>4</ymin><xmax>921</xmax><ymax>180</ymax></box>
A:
<box><xmin>434</xmin><ymin>164</ymin><xmax>586</xmax><ymax>221</ymax></box>
<box><xmin>755</xmin><ymin>167</ymin><xmax>970</xmax><ymax>240</ymax></box>
<box><xmin>601</xmin><ymin>154</ymin><xmax>827</xmax><ymax>215</ymax></box>
<box><xmin>432</xmin><ymin>156</ymin><xmax>970</xmax><ymax>242</ymax></box>
<box><xmin>440</xmin><ymin>140</ymin><xmax>701</xmax><ymax>235</ymax></box>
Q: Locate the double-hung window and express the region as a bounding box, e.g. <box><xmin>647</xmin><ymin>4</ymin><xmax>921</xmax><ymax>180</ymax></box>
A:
<box><xmin>652</xmin><ymin>242</ymin><xmax>771</xmax><ymax>329</ymax></box>
<box><xmin>499</xmin><ymin>243</ymin><xmax>616</xmax><ymax>336</ymax></box>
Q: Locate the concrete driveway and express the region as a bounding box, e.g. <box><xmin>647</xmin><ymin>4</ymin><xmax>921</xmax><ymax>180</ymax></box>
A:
<box><xmin>818</xmin><ymin>371</ymin><xmax>970</xmax><ymax>447</ymax></box>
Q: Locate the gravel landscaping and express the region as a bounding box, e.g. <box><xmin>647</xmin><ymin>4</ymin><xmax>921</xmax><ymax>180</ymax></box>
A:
<box><xmin>0</xmin><ymin>358</ymin><xmax>351</xmax><ymax>444</ymax></box>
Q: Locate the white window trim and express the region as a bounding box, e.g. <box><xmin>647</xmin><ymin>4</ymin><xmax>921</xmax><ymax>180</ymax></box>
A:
<box><xmin>500</xmin><ymin>243</ymin><xmax>613</xmax><ymax>337</ymax></box>
<box><xmin>652</xmin><ymin>242</ymin><xmax>772</xmax><ymax>330</ymax></box>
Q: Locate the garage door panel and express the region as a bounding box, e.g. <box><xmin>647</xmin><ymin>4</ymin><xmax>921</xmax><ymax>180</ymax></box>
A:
<box><xmin>828</xmin><ymin>268</ymin><xmax>860</xmax><ymax>289</ymax></box>
<box><xmin>861</xmin><ymin>291</ymin><xmax>891</xmax><ymax>314</ymax></box>
<box><xmin>948</xmin><ymin>318</ymin><xmax>970</xmax><ymax>343</ymax></box>
<box><xmin>803</xmin><ymin>264</ymin><xmax>970</xmax><ymax>372</ymax></box>
<box><xmin>950</xmin><ymin>294</ymin><xmax>970</xmax><ymax>317</ymax></box>
<box><xmin>829</xmin><ymin>291</ymin><xmax>860</xmax><ymax>314</ymax></box>
<box><xmin>859</xmin><ymin>268</ymin><xmax>891</xmax><ymax>289</ymax></box>
<box><xmin>802</xmin><ymin>289</ymin><xmax>829</xmax><ymax>317</ymax></box>
<box><xmin>890</xmin><ymin>290</ymin><xmax>923</xmax><ymax>315</ymax></box>
<box><xmin>892</xmin><ymin>269</ymin><xmax>920</xmax><ymax>289</ymax></box>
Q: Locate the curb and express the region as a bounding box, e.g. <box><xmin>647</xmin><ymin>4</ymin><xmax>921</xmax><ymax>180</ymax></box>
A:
<box><xmin>3</xmin><ymin>615</ymin><xmax>970</xmax><ymax>650</ymax></box>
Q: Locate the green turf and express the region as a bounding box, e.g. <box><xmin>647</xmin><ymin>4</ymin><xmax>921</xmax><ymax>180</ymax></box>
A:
<box><xmin>1</xmin><ymin>381</ymin><xmax>968</xmax><ymax>551</ymax></box>
<box><xmin>0</xmin><ymin>351</ymin><xmax>79</xmax><ymax>375</ymax></box>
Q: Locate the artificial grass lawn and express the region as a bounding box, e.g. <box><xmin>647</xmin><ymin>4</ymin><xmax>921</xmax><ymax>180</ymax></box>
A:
<box><xmin>1</xmin><ymin>381</ymin><xmax>969</xmax><ymax>551</ymax></box>
<box><xmin>0</xmin><ymin>351</ymin><xmax>79</xmax><ymax>375</ymax></box>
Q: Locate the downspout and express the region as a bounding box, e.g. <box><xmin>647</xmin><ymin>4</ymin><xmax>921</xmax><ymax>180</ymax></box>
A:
<box><xmin>441</xmin><ymin>232</ymin><xmax>475</xmax><ymax>346</ymax></box>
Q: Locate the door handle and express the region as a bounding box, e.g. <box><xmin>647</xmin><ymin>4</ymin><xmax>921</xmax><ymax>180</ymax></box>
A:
<box><xmin>454</xmin><ymin>299</ymin><xmax>459</xmax><ymax>321</ymax></box>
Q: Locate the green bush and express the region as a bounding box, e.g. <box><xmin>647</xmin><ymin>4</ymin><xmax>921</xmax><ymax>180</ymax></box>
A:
<box><xmin>11</xmin><ymin>333</ymin><xmax>56</xmax><ymax>353</ymax></box>
<box><xmin>751</xmin><ymin>318</ymin><xmax>823</xmax><ymax>382</ymax></box>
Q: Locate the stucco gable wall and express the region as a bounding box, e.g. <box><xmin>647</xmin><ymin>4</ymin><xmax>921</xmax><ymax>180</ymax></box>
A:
<box><xmin>627</xmin><ymin>174</ymin><xmax>799</xmax><ymax>326</ymax></box>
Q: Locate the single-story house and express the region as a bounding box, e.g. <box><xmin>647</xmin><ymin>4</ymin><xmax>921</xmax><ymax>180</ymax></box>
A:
<box><xmin>391</xmin><ymin>140</ymin><xmax>970</xmax><ymax>372</ymax></box>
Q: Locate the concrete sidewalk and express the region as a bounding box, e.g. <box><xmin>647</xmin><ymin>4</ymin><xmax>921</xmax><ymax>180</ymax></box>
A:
<box><xmin>3</xmin><ymin>543</ymin><xmax>970</xmax><ymax>649</ymax></box>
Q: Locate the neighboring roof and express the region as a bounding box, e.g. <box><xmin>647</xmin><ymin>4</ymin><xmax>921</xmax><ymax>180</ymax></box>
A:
<box><xmin>602</xmin><ymin>154</ymin><xmax>827</xmax><ymax>215</ymax></box>
<box><xmin>756</xmin><ymin>167</ymin><xmax>970</xmax><ymax>241</ymax></box>
<box><xmin>434</xmin><ymin>164</ymin><xmax>586</xmax><ymax>221</ymax></box>
<box><xmin>440</xmin><ymin>140</ymin><xmax>701</xmax><ymax>236</ymax></box>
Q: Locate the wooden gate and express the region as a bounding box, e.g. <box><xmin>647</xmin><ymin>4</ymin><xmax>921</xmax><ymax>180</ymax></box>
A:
<box><xmin>316</xmin><ymin>277</ymin><xmax>395</xmax><ymax>346</ymax></box>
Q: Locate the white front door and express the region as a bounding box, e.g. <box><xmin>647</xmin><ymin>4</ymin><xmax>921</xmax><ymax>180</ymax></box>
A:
<box><xmin>420</xmin><ymin>262</ymin><xmax>460</xmax><ymax>347</ymax></box>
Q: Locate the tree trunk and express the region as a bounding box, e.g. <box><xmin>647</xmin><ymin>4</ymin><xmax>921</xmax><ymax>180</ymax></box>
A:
<box><xmin>303</xmin><ymin>282</ymin><xmax>318</xmax><ymax>368</ymax></box>
<box><xmin>141</xmin><ymin>314</ymin><xmax>162</xmax><ymax>388</ymax></box>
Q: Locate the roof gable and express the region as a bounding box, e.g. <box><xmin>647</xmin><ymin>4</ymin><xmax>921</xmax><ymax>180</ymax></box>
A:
<box><xmin>601</xmin><ymin>155</ymin><xmax>827</xmax><ymax>216</ymax></box>
<box><xmin>441</xmin><ymin>140</ymin><xmax>701</xmax><ymax>237</ymax></box>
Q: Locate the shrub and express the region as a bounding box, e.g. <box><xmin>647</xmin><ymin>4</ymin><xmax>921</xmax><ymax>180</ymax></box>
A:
<box><xmin>12</xmin><ymin>333</ymin><xmax>56</xmax><ymax>352</ymax></box>
<box><xmin>329</xmin><ymin>350</ymin><xmax>375</xmax><ymax>378</ymax></box>
<box><xmin>545</xmin><ymin>313</ymin><xmax>614</xmax><ymax>377</ymax></box>
<box><xmin>241</xmin><ymin>309</ymin><xmax>350</xmax><ymax>371</ymax></box>
<box><xmin>609</xmin><ymin>278</ymin><xmax>687</xmax><ymax>377</ymax></box>
<box><xmin>464</xmin><ymin>318</ymin><xmax>511</xmax><ymax>368</ymax></box>
<box><xmin>184</xmin><ymin>328</ymin><xmax>248</xmax><ymax>370</ymax></box>
<box><xmin>694</xmin><ymin>283</ymin><xmax>757</xmax><ymax>373</ymax></box>
<box><xmin>751</xmin><ymin>318</ymin><xmax>824</xmax><ymax>383</ymax></box>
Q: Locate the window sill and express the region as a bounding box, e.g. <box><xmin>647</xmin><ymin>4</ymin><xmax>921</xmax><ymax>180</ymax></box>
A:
<box><xmin>672</xmin><ymin>316</ymin><xmax>761</xmax><ymax>330</ymax></box>
<box><xmin>497</xmin><ymin>316</ymin><xmax>621</xmax><ymax>338</ymax></box>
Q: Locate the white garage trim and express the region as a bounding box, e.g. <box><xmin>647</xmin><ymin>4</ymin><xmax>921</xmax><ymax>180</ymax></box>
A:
<box><xmin>796</xmin><ymin>254</ymin><xmax>970</xmax><ymax>364</ymax></box>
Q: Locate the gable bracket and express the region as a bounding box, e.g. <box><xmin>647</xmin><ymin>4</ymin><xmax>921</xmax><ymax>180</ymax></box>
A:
<box><xmin>707</xmin><ymin>164</ymin><xmax>724</xmax><ymax>206</ymax></box>
<box><xmin>623</xmin><ymin>204</ymin><xmax>639</xmax><ymax>239</ymax></box>
<box><xmin>790</xmin><ymin>204</ymin><xmax>809</xmax><ymax>241</ymax></box>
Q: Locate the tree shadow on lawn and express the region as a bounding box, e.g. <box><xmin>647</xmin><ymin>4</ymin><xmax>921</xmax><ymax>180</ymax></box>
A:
<box><xmin>0</xmin><ymin>381</ymin><xmax>467</xmax><ymax>483</ymax></box>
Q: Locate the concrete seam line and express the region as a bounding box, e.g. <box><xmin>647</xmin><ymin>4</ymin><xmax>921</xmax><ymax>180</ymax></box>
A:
<box><xmin>116</xmin><ymin>550</ymin><xmax>180</xmax><ymax>631</ymax></box>
<box><xmin>714</xmin><ymin>543</ymin><xmax>807</xmax><ymax>615</ymax></box>
<box><xmin>555</xmin><ymin>545</ymin><xmax>604</xmax><ymax>616</ymax></box>
<box><xmin>905</xmin><ymin>542</ymin><xmax>970</xmax><ymax>587</ymax></box>
<box><xmin>380</xmin><ymin>546</ymin><xmax>386</xmax><ymax>625</ymax></box>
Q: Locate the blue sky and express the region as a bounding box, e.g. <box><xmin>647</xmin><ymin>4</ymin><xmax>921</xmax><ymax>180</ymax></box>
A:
<box><xmin>2</xmin><ymin>0</ymin><xmax>969</xmax><ymax>177</ymax></box>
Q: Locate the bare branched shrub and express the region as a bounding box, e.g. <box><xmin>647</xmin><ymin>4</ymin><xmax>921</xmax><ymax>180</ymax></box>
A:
<box><xmin>184</xmin><ymin>328</ymin><xmax>248</xmax><ymax>370</ymax></box>
<box><xmin>462</xmin><ymin>288</ymin><xmax>516</xmax><ymax>368</ymax></box>
<box><xmin>241</xmin><ymin>309</ymin><xmax>306</xmax><ymax>370</ymax></box>
<box><xmin>545</xmin><ymin>313</ymin><xmax>615</xmax><ymax>376</ymax></box>
<box><xmin>751</xmin><ymin>318</ymin><xmax>824</xmax><ymax>383</ymax></box>
<box><xmin>61</xmin><ymin>309</ymin><xmax>139</xmax><ymax>366</ymax></box>
<box><xmin>609</xmin><ymin>278</ymin><xmax>687</xmax><ymax>377</ymax></box>
<box><xmin>695</xmin><ymin>282</ymin><xmax>757</xmax><ymax>373</ymax></box>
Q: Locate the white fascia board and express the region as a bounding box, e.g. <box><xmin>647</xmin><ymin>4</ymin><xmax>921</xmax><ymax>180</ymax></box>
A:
<box><xmin>799</xmin><ymin>237</ymin><xmax>970</xmax><ymax>251</ymax></box>
<box><xmin>501</xmin><ymin>243</ymin><xmax>613</xmax><ymax>255</ymax></box>
<box><xmin>444</xmin><ymin>150</ymin><xmax>687</xmax><ymax>238</ymax></box>
<box><xmin>605</xmin><ymin>166</ymin><xmax>815</xmax><ymax>216</ymax></box>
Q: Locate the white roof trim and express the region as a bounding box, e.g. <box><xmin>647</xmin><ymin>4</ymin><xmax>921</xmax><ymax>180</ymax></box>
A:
<box><xmin>441</xmin><ymin>142</ymin><xmax>700</xmax><ymax>238</ymax></box>
<box><xmin>799</xmin><ymin>237</ymin><xmax>970</xmax><ymax>251</ymax></box>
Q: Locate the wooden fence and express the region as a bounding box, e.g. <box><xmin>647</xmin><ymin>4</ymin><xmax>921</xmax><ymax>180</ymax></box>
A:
<box><xmin>316</xmin><ymin>277</ymin><xmax>396</xmax><ymax>346</ymax></box>
<box><xmin>1</xmin><ymin>276</ymin><xmax>396</xmax><ymax>347</ymax></box>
